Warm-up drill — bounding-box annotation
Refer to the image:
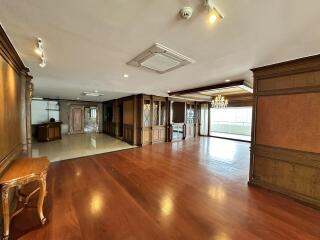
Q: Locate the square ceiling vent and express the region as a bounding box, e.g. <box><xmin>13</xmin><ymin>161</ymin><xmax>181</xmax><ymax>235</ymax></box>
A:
<box><xmin>127</xmin><ymin>43</ymin><xmax>195</xmax><ymax>74</ymax></box>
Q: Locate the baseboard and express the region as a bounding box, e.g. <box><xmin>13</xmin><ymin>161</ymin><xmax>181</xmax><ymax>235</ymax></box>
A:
<box><xmin>248</xmin><ymin>179</ymin><xmax>320</xmax><ymax>210</ymax></box>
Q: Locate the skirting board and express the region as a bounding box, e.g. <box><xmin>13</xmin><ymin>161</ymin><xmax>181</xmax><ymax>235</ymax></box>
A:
<box><xmin>248</xmin><ymin>179</ymin><xmax>320</xmax><ymax>210</ymax></box>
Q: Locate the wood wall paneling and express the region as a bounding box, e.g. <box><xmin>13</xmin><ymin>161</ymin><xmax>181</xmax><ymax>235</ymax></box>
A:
<box><xmin>250</xmin><ymin>54</ymin><xmax>320</xmax><ymax>208</ymax></box>
<box><xmin>102</xmin><ymin>94</ymin><xmax>198</xmax><ymax>146</ymax></box>
<box><xmin>256</xmin><ymin>93</ymin><xmax>320</xmax><ymax>153</ymax></box>
<box><xmin>0</xmin><ymin>25</ymin><xmax>31</xmax><ymax>174</ymax></box>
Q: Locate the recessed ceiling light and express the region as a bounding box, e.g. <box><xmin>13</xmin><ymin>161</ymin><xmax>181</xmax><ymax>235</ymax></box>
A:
<box><xmin>123</xmin><ymin>74</ymin><xmax>129</xmax><ymax>78</ymax></box>
<box><xmin>76</xmin><ymin>97</ymin><xmax>80</xmax><ymax>100</ymax></box>
<box><xmin>167</xmin><ymin>90</ymin><xmax>171</xmax><ymax>93</ymax></box>
<box><xmin>225</xmin><ymin>79</ymin><xmax>231</xmax><ymax>82</ymax></box>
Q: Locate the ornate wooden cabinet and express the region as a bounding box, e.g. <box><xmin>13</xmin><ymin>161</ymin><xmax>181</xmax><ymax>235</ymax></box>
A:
<box><xmin>140</xmin><ymin>95</ymin><xmax>167</xmax><ymax>145</ymax></box>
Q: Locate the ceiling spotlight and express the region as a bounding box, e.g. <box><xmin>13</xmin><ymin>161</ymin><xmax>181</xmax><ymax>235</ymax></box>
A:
<box><xmin>35</xmin><ymin>37</ymin><xmax>47</xmax><ymax>67</ymax></box>
<box><xmin>34</xmin><ymin>47</ymin><xmax>42</xmax><ymax>56</ymax></box>
<box><xmin>205</xmin><ymin>0</ymin><xmax>224</xmax><ymax>24</ymax></box>
<box><xmin>76</xmin><ymin>97</ymin><xmax>80</xmax><ymax>100</ymax></box>
<box><xmin>123</xmin><ymin>74</ymin><xmax>129</xmax><ymax>78</ymax></box>
<box><xmin>39</xmin><ymin>58</ymin><xmax>46</xmax><ymax>68</ymax></box>
<box><xmin>167</xmin><ymin>90</ymin><xmax>171</xmax><ymax>93</ymax></box>
<box><xmin>225</xmin><ymin>79</ymin><xmax>231</xmax><ymax>82</ymax></box>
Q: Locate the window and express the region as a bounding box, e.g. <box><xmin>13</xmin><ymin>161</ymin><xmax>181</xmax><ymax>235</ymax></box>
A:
<box><xmin>210</xmin><ymin>107</ymin><xmax>252</xmax><ymax>141</ymax></box>
<box><xmin>153</xmin><ymin>101</ymin><xmax>159</xmax><ymax>125</ymax></box>
<box><xmin>90</xmin><ymin>108</ymin><xmax>97</xmax><ymax>118</ymax></box>
<box><xmin>186</xmin><ymin>104</ymin><xmax>195</xmax><ymax>124</ymax></box>
<box><xmin>143</xmin><ymin>100</ymin><xmax>151</xmax><ymax>127</ymax></box>
<box><xmin>160</xmin><ymin>102</ymin><xmax>166</xmax><ymax>125</ymax></box>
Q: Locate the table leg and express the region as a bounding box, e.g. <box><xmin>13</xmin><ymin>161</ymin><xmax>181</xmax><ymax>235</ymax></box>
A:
<box><xmin>2</xmin><ymin>186</ymin><xmax>10</xmax><ymax>240</ymax></box>
<box><xmin>37</xmin><ymin>173</ymin><xmax>47</xmax><ymax>225</ymax></box>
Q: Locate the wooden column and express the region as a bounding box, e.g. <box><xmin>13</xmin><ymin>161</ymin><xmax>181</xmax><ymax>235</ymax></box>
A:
<box><xmin>249</xmin><ymin>54</ymin><xmax>320</xmax><ymax>208</ymax></box>
<box><xmin>20</xmin><ymin>70</ymin><xmax>27</xmax><ymax>151</ymax></box>
<box><xmin>25</xmin><ymin>75</ymin><xmax>33</xmax><ymax>152</ymax></box>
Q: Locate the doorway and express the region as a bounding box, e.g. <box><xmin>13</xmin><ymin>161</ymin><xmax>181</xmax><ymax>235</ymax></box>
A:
<box><xmin>84</xmin><ymin>106</ymin><xmax>98</xmax><ymax>133</ymax></box>
<box><xmin>69</xmin><ymin>106</ymin><xmax>84</xmax><ymax>134</ymax></box>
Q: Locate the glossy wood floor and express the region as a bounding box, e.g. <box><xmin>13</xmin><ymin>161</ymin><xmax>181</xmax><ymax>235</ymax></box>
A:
<box><xmin>11</xmin><ymin>137</ymin><xmax>320</xmax><ymax>240</ymax></box>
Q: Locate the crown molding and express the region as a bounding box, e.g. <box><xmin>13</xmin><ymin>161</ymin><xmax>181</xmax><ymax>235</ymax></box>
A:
<box><xmin>251</xmin><ymin>54</ymin><xmax>320</xmax><ymax>80</ymax></box>
<box><xmin>0</xmin><ymin>24</ymin><xmax>30</xmax><ymax>75</ymax></box>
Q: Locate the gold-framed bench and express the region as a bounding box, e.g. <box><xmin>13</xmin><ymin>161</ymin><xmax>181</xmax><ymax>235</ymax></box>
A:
<box><xmin>0</xmin><ymin>156</ymin><xmax>49</xmax><ymax>240</ymax></box>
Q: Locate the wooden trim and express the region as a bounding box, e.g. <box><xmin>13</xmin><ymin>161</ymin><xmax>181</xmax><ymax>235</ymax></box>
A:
<box><xmin>256</xmin><ymin>86</ymin><xmax>320</xmax><ymax>96</ymax></box>
<box><xmin>252</xmin><ymin>144</ymin><xmax>320</xmax><ymax>169</ymax></box>
<box><xmin>0</xmin><ymin>25</ymin><xmax>28</xmax><ymax>74</ymax></box>
<box><xmin>249</xmin><ymin>179</ymin><xmax>320</xmax><ymax>210</ymax></box>
<box><xmin>251</xmin><ymin>54</ymin><xmax>320</xmax><ymax>80</ymax></box>
<box><xmin>169</xmin><ymin>80</ymin><xmax>246</xmax><ymax>96</ymax></box>
<box><xmin>249</xmin><ymin>75</ymin><xmax>258</xmax><ymax>181</ymax></box>
<box><xmin>133</xmin><ymin>95</ymin><xmax>137</xmax><ymax>145</ymax></box>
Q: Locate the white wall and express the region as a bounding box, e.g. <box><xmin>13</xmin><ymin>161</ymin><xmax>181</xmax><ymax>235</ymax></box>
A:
<box><xmin>31</xmin><ymin>100</ymin><xmax>60</xmax><ymax>124</ymax></box>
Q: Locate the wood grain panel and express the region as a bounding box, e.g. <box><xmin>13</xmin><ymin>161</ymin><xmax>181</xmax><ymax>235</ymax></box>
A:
<box><xmin>257</xmin><ymin>71</ymin><xmax>320</xmax><ymax>94</ymax></box>
<box><xmin>143</xmin><ymin>128</ymin><xmax>152</xmax><ymax>145</ymax></box>
<box><xmin>123</xmin><ymin>124</ymin><xmax>134</xmax><ymax>144</ymax></box>
<box><xmin>69</xmin><ymin>106</ymin><xmax>84</xmax><ymax>134</ymax></box>
<box><xmin>152</xmin><ymin>126</ymin><xmax>166</xmax><ymax>143</ymax></box>
<box><xmin>252</xmin><ymin>145</ymin><xmax>320</xmax><ymax>207</ymax></box>
<box><xmin>123</xmin><ymin>100</ymin><xmax>134</xmax><ymax>125</ymax></box>
<box><xmin>250</xmin><ymin>54</ymin><xmax>320</xmax><ymax>209</ymax></box>
<box><xmin>256</xmin><ymin>93</ymin><xmax>320</xmax><ymax>153</ymax></box>
<box><xmin>0</xmin><ymin>54</ymin><xmax>22</xmax><ymax>170</ymax></box>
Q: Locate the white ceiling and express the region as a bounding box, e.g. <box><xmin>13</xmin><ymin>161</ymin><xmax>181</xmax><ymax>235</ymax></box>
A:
<box><xmin>1</xmin><ymin>0</ymin><xmax>320</xmax><ymax>102</ymax></box>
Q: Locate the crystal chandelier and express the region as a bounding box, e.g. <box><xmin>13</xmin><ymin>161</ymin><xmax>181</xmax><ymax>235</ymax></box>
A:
<box><xmin>211</xmin><ymin>95</ymin><xmax>228</xmax><ymax>108</ymax></box>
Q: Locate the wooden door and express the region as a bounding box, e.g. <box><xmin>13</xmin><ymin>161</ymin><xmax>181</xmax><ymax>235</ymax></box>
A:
<box><xmin>70</xmin><ymin>106</ymin><xmax>84</xmax><ymax>134</ymax></box>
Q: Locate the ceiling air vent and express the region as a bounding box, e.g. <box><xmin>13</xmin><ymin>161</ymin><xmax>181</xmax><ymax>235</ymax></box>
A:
<box><xmin>127</xmin><ymin>43</ymin><xmax>195</xmax><ymax>74</ymax></box>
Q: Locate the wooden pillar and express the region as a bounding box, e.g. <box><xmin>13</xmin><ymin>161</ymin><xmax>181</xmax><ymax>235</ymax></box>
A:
<box><xmin>20</xmin><ymin>70</ymin><xmax>27</xmax><ymax>151</ymax></box>
<box><xmin>25</xmin><ymin>75</ymin><xmax>33</xmax><ymax>153</ymax></box>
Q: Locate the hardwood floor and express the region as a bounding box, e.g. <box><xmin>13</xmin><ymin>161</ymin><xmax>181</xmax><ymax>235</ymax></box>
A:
<box><xmin>10</xmin><ymin>137</ymin><xmax>320</xmax><ymax>240</ymax></box>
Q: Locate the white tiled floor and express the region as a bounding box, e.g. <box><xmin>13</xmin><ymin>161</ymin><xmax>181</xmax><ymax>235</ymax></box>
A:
<box><xmin>32</xmin><ymin>133</ymin><xmax>135</xmax><ymax>162</ymax></box>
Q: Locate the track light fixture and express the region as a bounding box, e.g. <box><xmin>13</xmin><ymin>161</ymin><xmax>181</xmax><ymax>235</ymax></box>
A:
<box><xmin>35</xmin><ymin>38</ymin><xmax>47</xmax><ymax>68</ymax></box>
<box><xmin>204</xmin><ymin>0</ymin><xmax>224</xmax><ymax>24</ymax></box>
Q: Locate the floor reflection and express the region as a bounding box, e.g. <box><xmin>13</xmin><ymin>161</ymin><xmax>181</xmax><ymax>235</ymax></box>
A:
<box><xmin>208</xmin><ymin>185</ymin><xmax>226</xmax><ymax>202</ymax></box>
<box><xmin>161</xmin><ymin>194</ymin><xmax>174</xmax><ymax>217</ymax></box>
<box><xmin>90</xmin><ymin>192</ymin><xmax>104</xmax><ymax>216</ymax></box>
<box><xmin>32</xmin><ymin>133</ymin><xmax>135</xmax><ymax>162</ymax></box>
<box><xmin>208</xmin><ymin>139</ymin><xmax>237</xmax><ymax>163</ymax></box>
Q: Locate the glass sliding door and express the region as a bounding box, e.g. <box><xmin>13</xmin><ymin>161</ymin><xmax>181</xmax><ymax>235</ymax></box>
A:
<box><xmin>209</xmin><ymin>106</ymin><xmax>252</xmax><ymax>141</ymax></box>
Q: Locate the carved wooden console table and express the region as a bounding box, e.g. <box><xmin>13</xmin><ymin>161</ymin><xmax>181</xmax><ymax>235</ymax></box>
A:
<box><xmin>0</xmin><ymin>156</ymin><xmax>49</xmax><ymax>240</ymax></box>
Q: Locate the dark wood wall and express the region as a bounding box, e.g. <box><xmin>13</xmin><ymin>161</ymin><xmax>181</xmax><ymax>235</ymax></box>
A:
<box><xmin>250</xmin><ymin>54</ymin><xmax>320</xmax><ymax>208</ymax></box>
<box><xmin>0</xmin><ymin>25</ymin><xmax>32</xmax><ymax>174</ymax></box>
<box><xmin>103</xmin><ymin>94</ymin><xmax>199</xmax><ymax>146</ymax></box>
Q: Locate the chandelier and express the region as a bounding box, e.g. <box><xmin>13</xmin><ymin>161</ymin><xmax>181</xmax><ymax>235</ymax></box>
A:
<box><xmin>211</xmin><ymin>95</ymin><xmax>228</xmax><ymax>108</ymax></box>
